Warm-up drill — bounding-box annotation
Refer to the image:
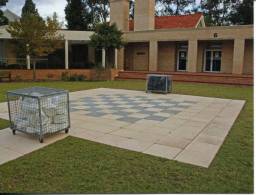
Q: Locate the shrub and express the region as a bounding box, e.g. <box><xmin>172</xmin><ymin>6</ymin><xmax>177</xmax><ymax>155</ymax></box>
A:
<box><xmin>68</xmin><ymin>74</ymin><xmax>87</xmax><ymax>82</ymax></box>
<box><xmin>77</xmin><ymin>74</ymin><xmax>86</xmax><ymax>81</ymax></box>
<box><xmin>61</xmin><ymin>72</ymin><xmax>70</xmax><ymax>81</ymax></box>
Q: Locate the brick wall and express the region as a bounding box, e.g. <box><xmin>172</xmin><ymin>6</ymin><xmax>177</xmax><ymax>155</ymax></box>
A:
<box><xmin>116</xmin><ymin>71</ymin><xmax>253</xmax><ymax>85</ymax></box>
<box><xmin>7</xmin><ymin>69</ymin><xmax>119</xmax><ymax>81</ymax></box>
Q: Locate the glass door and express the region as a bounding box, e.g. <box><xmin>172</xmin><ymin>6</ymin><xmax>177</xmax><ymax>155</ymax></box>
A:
<box><xmin>177</xmin><ymin>50</ymin><xmax>187</xmax><ymax>71</ymax></box>
<box><xmin>204</xmin><ymin>50</ymin><xmax>221</xmax><ymax>72</ymax></box>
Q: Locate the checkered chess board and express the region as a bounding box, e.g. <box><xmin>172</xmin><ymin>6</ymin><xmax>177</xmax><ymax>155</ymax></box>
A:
<box><xmin>70</xmin><ymin>93</ymin><xmax>196</xmax><ymax>123</ymax></box>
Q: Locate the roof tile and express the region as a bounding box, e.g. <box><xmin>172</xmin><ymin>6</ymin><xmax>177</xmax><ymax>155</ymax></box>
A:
<box><xmin>129</xmin><ymin>13</ymin><xmax>203</xmax><ymax>31</ymax></box>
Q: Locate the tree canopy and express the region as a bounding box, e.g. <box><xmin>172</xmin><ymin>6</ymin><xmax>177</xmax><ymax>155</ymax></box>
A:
<box><xmin>21</xmin><ymin>0</ymin><xmax>41</xmax><ymax>19</ymax></box>
<box><xmin>229</xmin><ymin>0</ymin><xmax>253</xmax><ymax>25</ymax></box>
<box><xmin>89</xmin><ymin>22</ymin><xmax>124</xmax><ymax>50</ymax></box>
<box><xmin>65</xmin><ymin>0</ymin><xmax>109</xmax><ymax>30</ymax></box>
<box><xmin>0</xmin><ymin>0</ymin><xmax>8</xmax><ymax>26</ymax></box>
<box><xmin>156</xmin><ymin>0</ymin><xmax>195</xmax><ymax>15</ymax></box>
<box><xmin>0</xmin><ymin>0</ymin><xmax>7</xmax><ymax>6</ymax></box>
<box><xmin>65</xmin><ymin>0</ymin><xmax>90</xmax><ymax>30</ymax></box>
<box><xmin>7</xmin><ymin>13</ymin><xmax>63</xmax><ymax>58</ymax></box>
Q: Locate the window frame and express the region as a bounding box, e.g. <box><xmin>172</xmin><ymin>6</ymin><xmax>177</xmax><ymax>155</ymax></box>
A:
<box><xmin>203</xmin><ymin>49</ymin><xmax>222</xmax><ymax>73</ymax></box>
<box><xmin>176</xmin><ymin>49</ymin><xmax>188</xmax><ymax>72</ymax></box>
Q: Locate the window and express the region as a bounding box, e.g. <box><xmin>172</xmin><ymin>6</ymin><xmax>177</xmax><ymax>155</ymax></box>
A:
<box><xmin>177</xmin><ymin>49</ymin><xmax>187</xmax><ymax>71</ymax></box>
<box><xmin>204</xmin><ymin>50</ymin><xmax>221</xmax><ymax>72</ymax></box>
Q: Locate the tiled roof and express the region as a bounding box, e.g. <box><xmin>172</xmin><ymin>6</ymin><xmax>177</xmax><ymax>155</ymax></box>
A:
<box><xmin>129</xmin><ymin>13</ymin><xmax>203</xmax><ymax>31</ymax></box>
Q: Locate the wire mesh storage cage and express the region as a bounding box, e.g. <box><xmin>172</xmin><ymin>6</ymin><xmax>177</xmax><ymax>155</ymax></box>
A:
<box><xmin>7</xmin><ymin>87</ymin><xmax>70</xmax><ymax>143</ymax></box>
<box><xmin>146</xmin><ymin>74</ymin><xmax>172</xmax><ymax>94</ymax></box>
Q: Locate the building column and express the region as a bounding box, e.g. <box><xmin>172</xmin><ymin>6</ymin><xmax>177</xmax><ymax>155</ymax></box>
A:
<box><xmin>114</xmin><ymin>48</ymin><xmax>118</xmax><ymax>69</ymax></box>
<box><xmin>26</xmin><ymin>55</ymin><xmax>31</xmax><ymax>70</ymax></box>
<box><xmin>187</xmin><ymin>40</ymin><xmax>198</xmax><ymax>72</ymax></box>
<box><xmin>149</xmin><ymin>40</ymin><xmax>158</xmax><ymax>71</ymax></box>
<box><xmin>117</xmin><ymin>48</ymin><xmax>124</xmax><ymax>70</ymax></box>
<box><xmin>232</xmin><ymin>39</ymin><xmax>245</xmax><ymax>74</ymax></box>
<box><xmin>65</xmin><ymin>39</ymin><xmax>69</xmax><ymax>70</ymax></box>
<box><xmin>102</xmin><ymin>48</ymin><xmax>106</xmax><ymax>68</ymax></box>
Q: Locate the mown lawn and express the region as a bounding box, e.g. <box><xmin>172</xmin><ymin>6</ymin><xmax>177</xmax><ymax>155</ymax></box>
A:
<box><xmin>0</xmin><ymin>81</ymin><xmax>253</xmax><ymax>193</ymax></box>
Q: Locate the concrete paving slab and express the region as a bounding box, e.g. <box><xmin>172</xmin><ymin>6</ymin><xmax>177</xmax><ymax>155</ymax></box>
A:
<box><xmin>0</xmin><ymin>88</ymin><xmax>245</xmax><ymax>168</ymax></box>
<box><xmin>143</xmin><ymin>144</ymin><xmax>181</xmax><ymax>159</ymax></box>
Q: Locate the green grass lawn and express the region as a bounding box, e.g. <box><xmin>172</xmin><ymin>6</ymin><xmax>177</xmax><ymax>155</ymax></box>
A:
<box><xmin>0</xmin><ymin>81</ymin><xmax>253</xmax><ymax>193</ymax></box>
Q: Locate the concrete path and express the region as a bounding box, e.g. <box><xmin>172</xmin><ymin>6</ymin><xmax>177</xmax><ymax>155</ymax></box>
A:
<box><xmin>0</xmin><ymin>88</ymin><xmax>245</xmax><ymax>168</ymax></box>
<box><xmin>0</xmin><ymin>129</ymin><xmax>67</xmax><ymax>165</ymax></box>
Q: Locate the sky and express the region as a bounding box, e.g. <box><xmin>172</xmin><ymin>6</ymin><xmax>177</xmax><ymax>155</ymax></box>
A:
<box><xmin>5</xmin><ymin>0</ymin><xmax>66</xmax><ymax>23</ymax></box>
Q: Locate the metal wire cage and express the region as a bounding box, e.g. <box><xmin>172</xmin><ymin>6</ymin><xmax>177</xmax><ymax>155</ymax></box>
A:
<box><xmin>146</xmin><ymin>74</ymin><xmax>172</xmax><ymax>94</ymax></box>
<box><xmin>7</xmin><ymin>87</ymin><xmax>70</xmax><ymax>143</ymax></box>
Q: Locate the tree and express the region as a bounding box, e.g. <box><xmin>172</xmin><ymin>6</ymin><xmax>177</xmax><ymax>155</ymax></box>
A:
<box><xmin>129</xmin><ymin>0</ymin><xmax>135</xmax><ymax>19</ymax></box>
<box><xmin>89</xmin><ymin>23</ymin><xmax>125</xmax><ymax>68</ymax></box>
<box><xmin>90</xmin><ymin>0</ymin><xmax>109</xmax><ymax>23</ymax></box>
<box><xmin>0</xmin><ymin>0</ymin><xmax>8</xmax><ymax>26</ymax></box>
<box><xmin>65</xmin><ymin>0</ymin><xmax>110</xmax><ymax>31</ymax></box>
<box><xmin>230</xmin><ymin>0</ymin><xmax>253</xmax><ymax>25</ymax></box>
<box><xmin>0</xmin><ymin>0</ymin><xmax>8</xmax><ymax>6</ymax></box>
<box><xmin>199</xmin><ymin>0</ymin><xmax>236</xmax><ymax>26</ymax></box>
<box><xmin>157</xmin><ymin>0</ymin><xmax>195</xmax><ymax>15</ymax></box>
<box><xmin>0</xmin><ymin>10</ymin><xmax>8</xmax><ymax>25</ymax></box>
<box><xmin>21</xmin><ymin>0</ymin><xmax>41</xmax><ymax>19</ymax></box>
<box><xmin>65</xmin><ymin>0</ymin><xmax>93</xmax><ymax>30</ymax></box>
<box><xmin>7</xmin><ymin>13</ymin><xmax>64</xmax><ymax>80</ymax></box>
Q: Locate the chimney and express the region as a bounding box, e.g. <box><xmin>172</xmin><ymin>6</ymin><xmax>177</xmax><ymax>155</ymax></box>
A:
<box><xmin>134</xmin><ymin>0</ymin><xmax>155</xmax><ymax>31</ymax></box>
<box><xmin>109</xmin><ymin>0</ymin><xmax>129</xmax><ymax>31</ymax></box>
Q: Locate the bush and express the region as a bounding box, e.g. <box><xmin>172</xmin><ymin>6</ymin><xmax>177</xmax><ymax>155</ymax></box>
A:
<box><xmin>62</xmin><ymin>72</ymin><xmax>86</xmax><ymax>82</ymax></box>
<box><xmin>77</xmin><ymin>74</ymin><xmax>86</xmax><ymax>81</ymax></box>
<box><xmin>61</xmin><ymin>72</ymin><xmax>70</xmax><ymax>81</ymax></box>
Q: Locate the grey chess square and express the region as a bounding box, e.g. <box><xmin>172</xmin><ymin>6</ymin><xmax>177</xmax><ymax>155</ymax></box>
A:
<box><xmin>138</xmin><ymin>110</ymin><xmax>155</xmax><ymax>115</ymax></box>
<box><xmin>118</xmin><ymin>117</ymin><xmax>141</xmax><ymax>123</ymax></box>
<box><xmin>111</xmin><ymin>106</ymin><xmax>125</xmax><ymax>111</ymax></box>
<box><xmin>70</xmin><ymin>108</ymin><xmax>80</xmax><ymax>112</ymax></box>
<box><xmin>161</xmin><ymin>109</ymin><xmax>181</xmax><ymax>114</ymax></box>
<box><xmin>86</xmin><ymin>107</ymin><xmax>103</xmax><ymax>112</ymax></box>
<box><xmin>145</xmin><ymin>115</ymin><xmax>168</xmax><ymax>121</ymax></box>
<box><xmin>87</xmin><ymin>112</ymin><xmax>107</xmax><ymax>117</ymax></box>
<box><xmin>108</xmin><ymin>102</ymin><xmax>121</xmax><ymax>106</ymax></box>
<box><xmin>112</xmin><ymin>111</ymin><xmax>130</xmax><ymax>117</ymax></box>
<box><xmin>153</xmin><ymin>105</ymin><xmax>169</xmax><ymax>110</ymax></box>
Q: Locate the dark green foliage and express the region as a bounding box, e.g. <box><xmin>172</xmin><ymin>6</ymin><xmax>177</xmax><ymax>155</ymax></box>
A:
<box><xmin>21</xmin><ymin>0</ymin><xmax>41</xmax><ymax>19</ymax></box>
<box><xmin>65</xmin><ymin>0</ymin><xmax>90</xmax><ymax>30</ymax></box>
<box><xmin>129</xmin><ymin>0</ymin><xmax>135</xmax><ymax>19</ymax></box>
<box><xmin>199</xmin><ymin>0</ymin><xmax>236</xmax><ymax>26</ymax></box>
<box><xmin>89</xmin><ymin>22</ymin><xmax>124</xmax><ymax>49</ymax></box>
<box><xmin>0</xmin><ymin>0</ymin><xmax>7</xmax><ymax>6</ymax></box>
<box><xmin>90</xmin><ymin>0</ymin><xmax>109</xmax><ymax>23</ymax></box>
<box><xmin>0</xmin><ymin>10</ymin><xmax>8</xmax><ymax>25</ymax></box>
<box><xmin>69</xmin><ymin>74</ymin><xmax>87</xmax><ymax>81</ymax></box>
<box><xmin>65</xmin><ymin>0</ymin><xmax>109</xmax><ymax>30</ymax></box>
<box><xmin>229</xmin><ymin>0</ymin><xmax>253</xmax><ymax>25</ymax></box>
<box><xmin>0</xmin><ymin>0</ymin><xmax>8</xmax><ymax>26</ymax></box>
<box><xmin>61</xmin><ymin>72</ymin><xmax>87</xmax><ymax>81</ymax></box>
<box><xmin>157</xmin><ymin>0</ymin><xmax>195</xmax><ymax>15</ymax></box>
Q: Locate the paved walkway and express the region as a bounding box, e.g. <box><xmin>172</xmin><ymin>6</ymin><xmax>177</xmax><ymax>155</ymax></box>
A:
<box><xmin>0</xmin><ymin>88</ymin><xmax>245</xmax><ymax>168</ymax></box>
